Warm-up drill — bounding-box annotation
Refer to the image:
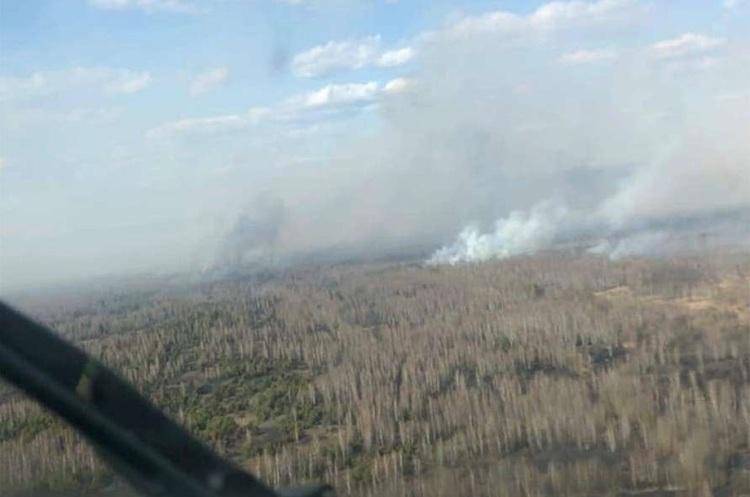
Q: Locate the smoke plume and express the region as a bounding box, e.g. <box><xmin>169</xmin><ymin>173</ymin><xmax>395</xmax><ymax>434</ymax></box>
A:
<box><xmin>215</xmin><ymin>194</ymin><xmax>285</xmax><ymax>269</ymax></box>
<box><xmin>219</xmin><ymin>1</ymin><xmax>750</xmax><ymax>268</ymax></box>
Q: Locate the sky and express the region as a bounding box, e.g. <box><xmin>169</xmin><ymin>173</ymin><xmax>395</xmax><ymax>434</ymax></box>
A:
<box><xmin>0</xmin><ymin>0</ymin><xmax>749</xmax><ymax>292</ymax></box>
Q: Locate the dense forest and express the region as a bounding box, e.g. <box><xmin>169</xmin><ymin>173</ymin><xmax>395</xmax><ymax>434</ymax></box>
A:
<box><xmin>2</xmin><ymin>251</ymin><xmax>749</xmax><ymax>497</ymax></box>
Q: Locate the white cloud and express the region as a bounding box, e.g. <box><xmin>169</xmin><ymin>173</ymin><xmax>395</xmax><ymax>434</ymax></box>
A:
<box><xmin>0</xmin><ymin>101</ymin><xmax>127</xmax><ymax>131</ymax></box>
<box><xmin>104</xmin><ymin>71</ymin><xmax>152</xmax><ymax>94</ymax></box>
<box><xmin>290</xmin><ymin>1</ymin><xmax>636</xmax><ymax>77</ymax></box>
<box><xmin>0</xmin><ymin>106</ymin><xmax>124</xmax><ymax>131</ymax></box>
<box><xmin>292</xmin><ymin>36</ymin><xmax>380</xmax><ymax>77</ymax></box>
<box><xmin>0</xmin><ymin>67</ymin><xmax>152</xmax><ymax>101</ymax></box>
<box><xmin>88</xmin><ymin>0</ymin><xmax>198</xmax><ymax>13</ymax></box>
<box><xmin>291</xmin><ymin>36</ymin><xmax>415</xmax><ymax>78</ymax></box>
<box><xmin>190</xmin><ymin>67</ymin><xmax>229</xmax><ymax>96</ymax></box>
<box><xmin>723</xmin><ymin>0</ymin><xmax>743</xmax><ymax>9</ymax></box>
<box><xmin>148</xmin><ymin>78</ymin><xmax>410</xmax><ymax>138</ymax></box>
<box><xmin>147</xmin><ymin>115</ymin><xmax>246</xmax><ymax>138</ymax></box>
<box><xmin>529</xmin><ymin>0</ymin><xmax>637</xmax><ymax>29</ymax></box>
<box><xmin>448</xmin><ymin>11</ymin><xmax>525</xmax><ymax>38</ymax></box>
<box><xmin>279</xmin><ymin>79</ymin><xmax>412</xmax><ymax>120</ymax></box>
<box><xmin>145</xmin><ymin>107</ymin><xmax>272</xmax><ymax>140</ymax></box>
<box><xmin>64</xmin><ymin>107</ymin><xmax>125</xmax><ymax>123</ymax></box>
<box><xmin>559</xmin><ymin>48</ymin><xmax>617</xmax><ymax>64</ymax></box>
<box><xmin>378</xmin><ymin>47</ymin><xmax>416</xmax><ymax>67</ymax></box>
<box><xmin>447</xmin><ymin>0</ymin><xmax>639</xmax><ymax>38</ymax></box>
<box><xmin>274</xmin><ymin>0</ymin><xmax>395</xmax><ymax>6</ymax></box>
<box><xmin>296</xmin><ymin>81</ymin><xmax>380</xmax><ymax>108</ymax></box>
<box><xmin>383</xmin><ymin>77</ymin><xmax>412</xmax><ymax>94</ymax></box>
<box><xmin>649</xmin><ymin>33</ymin><xmax>726</xmax><ymax>60</ymax></box>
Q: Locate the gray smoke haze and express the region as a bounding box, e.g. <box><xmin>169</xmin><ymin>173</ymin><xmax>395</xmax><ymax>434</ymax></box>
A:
<box><xmin>216</xmin><ymin>3</ymin><xmax>750</xmax><ymax>267</ymax></box>
<box><xmin>215</xmin><ymin>194</ymin><xmax>286</xmax><ymax>268</ymax></box>
<box><xmin>3</xmin><ymin>1</ymin><xmax>749</xmax><ymax>292</ymax></box>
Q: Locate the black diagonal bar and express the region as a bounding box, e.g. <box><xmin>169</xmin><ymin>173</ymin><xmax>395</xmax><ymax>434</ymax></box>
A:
<box><xmin>0</xmin><ymin>302</ymin><xmax>332</xmax><ymax>497</ymax></box>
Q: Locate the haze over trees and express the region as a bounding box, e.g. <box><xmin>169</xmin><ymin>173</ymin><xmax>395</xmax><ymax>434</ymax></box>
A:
<box><xmin>2</xmin><ymin>251</ymin><xmax>749</xmax><ymax>497</ymax></box>
<box><xmin>1</xmin><ymin>4</ymin><xmax>749</xmax><ymax>495</ymax></box>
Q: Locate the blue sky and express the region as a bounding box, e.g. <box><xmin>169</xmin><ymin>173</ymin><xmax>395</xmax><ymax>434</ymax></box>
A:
<box><xmin>1</xmin><ymin>0</ymin><xmax>749</xmax><ymax>291</ymax></box>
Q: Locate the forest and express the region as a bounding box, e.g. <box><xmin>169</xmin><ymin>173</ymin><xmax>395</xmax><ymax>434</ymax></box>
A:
<box><xmin>2</xmin><ymin>250</ymin><xmax>749</xmax><ymax>497</ymax></box>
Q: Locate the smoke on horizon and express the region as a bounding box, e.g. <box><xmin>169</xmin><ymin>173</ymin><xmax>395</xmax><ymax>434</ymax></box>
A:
<box><xmin>216</xmin><ymin>3</ymin><xmax>750</xmax><ymax>269</ymax></box>
<box><xmin>3</xmin><ymin>0</ymin><xmax>749</xmax><ymax>294</ymax></box>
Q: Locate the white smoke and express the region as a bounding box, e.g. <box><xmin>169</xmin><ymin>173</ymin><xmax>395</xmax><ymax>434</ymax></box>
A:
<box><xmin>3</xmin><ymin>0</ymin><xmax>750</xmax><ymax>293</ymax></box>
<box><xmin>219</xmin><ymin>1</ymin><xmax>750</xmax><ymax>270</ymax></box>
<box><xmin>587</xmin><ymin>231</ymin><xmax>669</xmax><ymax>260</ymax></box>
<box><xmin>587</xmin><ymin>207</ymin><xmax>750</xmax><ymax>260</ymax></box>
<box><xmin>428</xmin><ymin>202</ymin><xmax>568</xmax><ymax>264</ymax></box>
<box><xmin>430</xmin><ymin>124</ymin><xmax>750</xmax><ymax>264</ymax></box>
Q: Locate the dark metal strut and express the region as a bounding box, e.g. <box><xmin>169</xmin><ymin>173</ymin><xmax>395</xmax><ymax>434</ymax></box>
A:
<box><xmin>0</xmin><ymin>302</ymin><xmax>332</xmax><ymax>497</ymax></box>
